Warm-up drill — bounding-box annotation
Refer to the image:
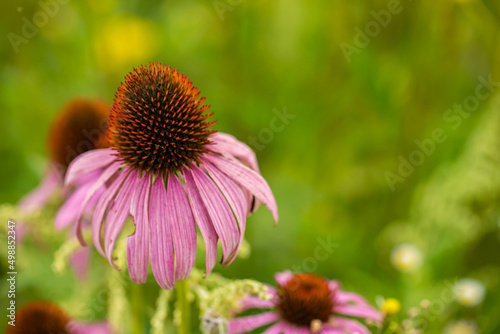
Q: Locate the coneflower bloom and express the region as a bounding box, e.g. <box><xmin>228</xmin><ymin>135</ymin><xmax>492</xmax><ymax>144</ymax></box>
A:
<box><xmin>63</xmin><ymin>62</ymin><xmax>278</xmax><ymax>289</ymax></box>
<box><xmin>6</xmin><ymin>301</ymin><xmax>111</xmax><ymax>334</ymax></box>
<box><xmin>18</xmin><ymin>98</ymin><xmax>110</xmax><ymax>215</ymax></box>
<box><xmin>17</xmin><ymin>98</ymin><xmax>109</xmax><ymax>280</ymax></box>
<box><xmin>228</xmin><ymin>271</ymin><xmax>382</xmax><ymax>334</ymax></box>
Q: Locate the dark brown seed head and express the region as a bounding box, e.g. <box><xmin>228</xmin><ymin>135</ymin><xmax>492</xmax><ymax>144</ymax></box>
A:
<box><xmin>48</xmin><ymin>98</ymin><xmax>110</xmax><ymax>171</ymax></box>
<box><xmin>108</xmin><ymin>62</ymin><xmax>216</xmax><ymax>174</ymax></box>
<box><xmin>6</xmin><ymin>301</ymin><xmax>71</xmax><ymax>334</ymax></box>
<box><xmin>277</xmin><ymin>273</ymin><xmax>334</xmax><ymax>327</ymax></box>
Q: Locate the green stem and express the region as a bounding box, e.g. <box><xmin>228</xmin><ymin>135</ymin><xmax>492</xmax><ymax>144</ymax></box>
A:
<box><xmin>177</xmin><ymin>278</ymin><xmax>191</xmax><ymax>334</ymax></box>
<box><xmin>131</xmin><ymin>283</ymin><xmax>143</xmax><ymax>334</ymax></box>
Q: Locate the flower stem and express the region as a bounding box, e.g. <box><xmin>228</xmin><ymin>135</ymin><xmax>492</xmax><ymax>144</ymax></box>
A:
<box><xmin>131</xmin><ymin>283</ymin><xmax>143</xmax><ymax>334</ymax></box>
<box><xmin>177</xmin><ymin>278</ymin><xmax>191</xmax><ymax>334</ymax></box>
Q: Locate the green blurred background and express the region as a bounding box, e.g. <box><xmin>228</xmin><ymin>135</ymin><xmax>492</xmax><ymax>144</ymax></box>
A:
<box><xmin>1</xmin><ymin>0</ymin><xmax>500</xmax><ymax>333</ymax></box>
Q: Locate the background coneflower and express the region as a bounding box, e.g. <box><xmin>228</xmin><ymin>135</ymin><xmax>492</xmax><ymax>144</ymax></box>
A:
<box><xmin>18</xmin><ymin>98</ymin><xmax>110</xmax><ymax>214</ymax></box>
<box><xmin>15</xmin><ymin>98</ymin><xmax>110</xmax><ymax>281</ymax></box>
<box><xmin>228</xmin><ymin>271</ymin><xmax>382</xmax><ymax>334</ymax></box>
<box><xmin>5</xmin><ymin>301</ymin><xmax>111</xmax><ymax>334</ymax></box>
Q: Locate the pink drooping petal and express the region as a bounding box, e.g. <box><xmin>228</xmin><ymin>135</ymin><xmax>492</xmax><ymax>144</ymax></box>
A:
<box><xmin>209</xmin><ymin>133</ymin><xmax>262</xmax><ymax>213</ymax></box>
<box><xmin>65</xmin><ymin>148</ymin><xmax>117</xmax><ymax>186</ymax></box>
<box><xmin>103</xmin><ymin>170</ymin><xmax>137</xmax><ymax>268</ymax></box>
<box><xmin>188</xmin><ymin>164</ymin><xmax>240</xmax><ymax>265</ymax></box>
<box><xmin>127</xmin><ymin>174</ymin><xmax>152</xmax><ymax>284</ymax></box>
<box><xmin>239</xmin><ymin>297</ymin><xmax>276</xmax><ymax>312</ymax></box>
<box><xmin>91</xmin><ymin>171</ymin><xmax>129</xmax><ymax>256</ymax></box>
<box><xmin>335</xmin><ymin>290</ymin><xmax>370</xmax><ymax>306</ymax></box>
<box><xmin>228</xmin><ymin>312</ymin><xmax>281</xmax><ymax>334</ymax></box>
<box><xmin>69</xmin><ymin>321</ymin><xmax>111</xmax><ymax>334</ymax></box>
<box><xmin>19</xmin><ymin>167</ymin><xmax>62</xmax><ymax>213</ymax></box>
<box><xmin>75</xmin><ymin>161</ymin><xmax>122</xmax><ymax>244</ymax></box>
<box><xmin>55</xmin><ymin>181</ymin><xmax>93</xmax><ymax>230</ymax></box>
<box><xmin>203</xmin><ymin>160</ymin><xmax>247</xmax><ymax>265</ymax></box>
<box><xmin>167</xmin><ymin>174</ymin><xmax>197</xmax><ymax>281</ymax></box>
<box><xmin>261</xmin><ymin>322</ymin><xmax>289</xmax><ymax>334</ymax></box>
<box><xmin>183</xmin><ymin>169</ymin><xmax>219</xmax><ymax>276</ymax></box>
<box><xmin>149</xmin><ymin>175</ymin><xmax>175</xmax><ymax>289</ymax></box>
<box><xmin>333</xmin><ymin>318</ymin><xmax>372</xmax><ymax>334</ymax></box>
<box><xmin>210</xmin><ymin>132</ymin><xmax>260</xmax><ymax>172</ymax></box>
<box><xmin>275</xmin><ymin>271</ymin><xmax>293</xmax><ymax>288</ymax></box>
<box><xmin>244</xmin><ymin>189</ymin><xmax>260</xmax><ymax>215</ymax></box>
<box><xmin>206</xmin><ymin>153</ymin><xmax>278</xmax><ymax>223</ymax></box>
<box><xmin>334</xmin><ymin>304</ymin><xmax>382</xmax><ymax>323</ymax></box>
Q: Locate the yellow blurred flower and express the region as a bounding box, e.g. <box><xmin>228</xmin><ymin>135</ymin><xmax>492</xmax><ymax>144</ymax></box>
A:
<box><xmin>381</xmin><ymin>298</ymin><xmax>401</xmax><ymax>315</ymax></box>
<box><xmin>94</xmin><ymin>16</ymin><xmax>159</xmax><ymax>72</ymax></box>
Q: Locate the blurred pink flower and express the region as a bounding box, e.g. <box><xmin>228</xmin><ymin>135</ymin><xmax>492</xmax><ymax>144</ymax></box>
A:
<box><xmin>17</xmin><ymin>98</ymin><xmax>110</xmax><ymax>281</ymax></box>
<box><xmin>5</xmin><ymin>301</ymin><xmax>111</xmax><ymax>334</ymax></box>
<box><xmin>19</xmin><ymin>98</ymin><xmax>109</xmax><ymax>215</ymax></box>
<box><xmin>229</xmin><ymin>271</ymin><xmax>382</xmax><ymax>334</ymax></box>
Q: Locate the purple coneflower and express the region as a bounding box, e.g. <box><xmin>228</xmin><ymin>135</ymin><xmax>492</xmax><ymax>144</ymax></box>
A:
<box><xmin>63</xmin><ymin>62</ymin><xmax>278</xmax><ymax>289</ymax></box>
<box><xmin>17</xmin><ymin>99</ymin><xmax>109</xmax><ymax>280</ymax></box>
<box><xmin>228</xmin><ymin>271</ymin><xmax>382</xmax><ymax>334</ymax></box>
<box><xmin>19</xmin><ymin>98</ymin><xmax>110</xmax><ymax>214</ymax></box>
<box><xmin>6</xmin><ymin>301</ymin><xmax>111</xmax><ymax>334</ymax></box>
